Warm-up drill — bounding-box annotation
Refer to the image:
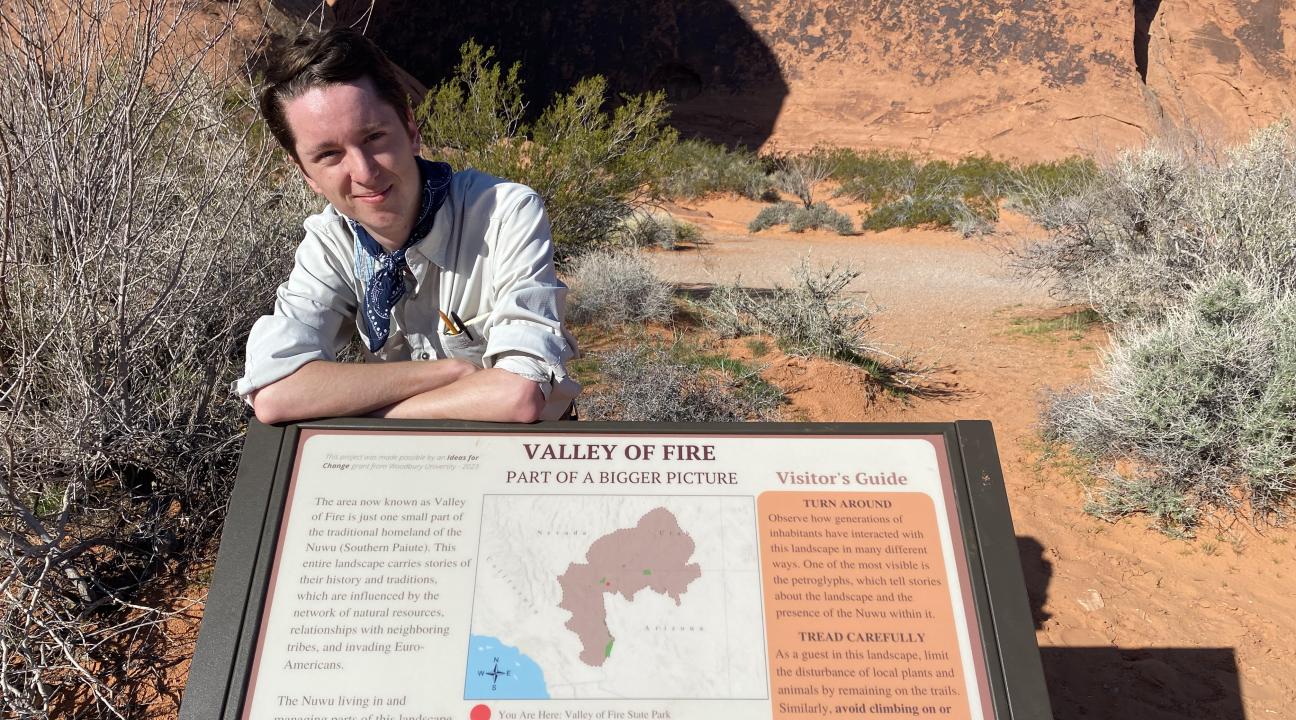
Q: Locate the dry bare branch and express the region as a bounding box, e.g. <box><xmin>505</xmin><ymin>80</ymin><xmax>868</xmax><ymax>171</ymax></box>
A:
<box><xmin>0</xmin><ymin>0</ymin><xmax>313</xmax><ymax>716</ymax></box>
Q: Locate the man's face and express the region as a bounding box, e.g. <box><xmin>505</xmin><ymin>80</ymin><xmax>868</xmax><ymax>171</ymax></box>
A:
<box><xmin>284</xmin><ymin>77</ymin><xmax>421</xmax><ymax>252</ymax></box>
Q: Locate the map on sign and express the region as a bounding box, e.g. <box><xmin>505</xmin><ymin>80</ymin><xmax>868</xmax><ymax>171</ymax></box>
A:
<box><xmin>466</xmin><ymin>495</ymin><xmax>769</xmax><ymax>699</ymax></box>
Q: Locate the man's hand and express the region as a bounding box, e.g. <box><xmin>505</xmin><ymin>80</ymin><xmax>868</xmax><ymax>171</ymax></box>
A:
<box><xmin>250</xmin><ymin>358</ymin><xmax>480</xmax><ymax>424</ymax></box>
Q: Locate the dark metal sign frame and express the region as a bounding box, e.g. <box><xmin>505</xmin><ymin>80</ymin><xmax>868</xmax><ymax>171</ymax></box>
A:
<box><xmin>181</xmin><ymin>419</ymin><xmax>1051</xmax><ymax>720</ymax></box>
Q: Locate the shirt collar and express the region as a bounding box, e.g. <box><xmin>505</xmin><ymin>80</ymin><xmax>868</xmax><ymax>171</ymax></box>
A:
<box><xmin>406</xmin><ymin>198</ymin><xmax>454</xmax><ymax>270</ymax></box>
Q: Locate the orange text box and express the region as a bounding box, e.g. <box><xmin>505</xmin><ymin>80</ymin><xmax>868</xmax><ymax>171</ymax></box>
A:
<box><xmin>759</xmin><ymin>491</ymin><xmax>972</xmax><ymax>719</ymax></box>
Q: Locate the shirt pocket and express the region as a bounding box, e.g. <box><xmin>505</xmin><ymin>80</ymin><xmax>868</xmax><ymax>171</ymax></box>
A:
<box><xmin>440</xmin><ymin>330</ymin><xmax>488</xmax><ymax>365</ymax></box>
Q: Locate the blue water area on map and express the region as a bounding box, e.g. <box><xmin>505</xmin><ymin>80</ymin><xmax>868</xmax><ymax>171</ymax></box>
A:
<box><xmin>464</xmin><ymin>635</ymin><xmax>550</xmax><ymax>699</ymax></box>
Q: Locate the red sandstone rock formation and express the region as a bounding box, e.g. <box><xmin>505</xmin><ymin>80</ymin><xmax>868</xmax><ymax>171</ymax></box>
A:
<box><xmin>274</xmin><ymin>0</ymin><xmax>1294</xmax><ymax>159</ymax></box>
<box><xmin>722</xmin><ymin>0</ymin><xmax>1295</xmax><ymax>158</ymax></box>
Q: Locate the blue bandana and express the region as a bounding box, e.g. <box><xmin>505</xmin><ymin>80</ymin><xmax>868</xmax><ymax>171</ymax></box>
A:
<box><xmin>347</xmin><ymin>158</ymin><xmax>453</xmax><ymax>352</ymax></box>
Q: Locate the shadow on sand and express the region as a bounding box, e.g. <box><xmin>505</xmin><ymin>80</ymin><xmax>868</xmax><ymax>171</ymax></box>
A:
<box><xmin>1017</xmin><ymin>536</ymin><xmax>1245</xmax><ymax>720</ymax></box>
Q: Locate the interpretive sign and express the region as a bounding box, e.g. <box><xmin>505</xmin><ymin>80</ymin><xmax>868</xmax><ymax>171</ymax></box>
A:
<box><xmin>183</xmin><ymin>421</ymin><xmax>1050</xmax><ymax>720</ymax></box>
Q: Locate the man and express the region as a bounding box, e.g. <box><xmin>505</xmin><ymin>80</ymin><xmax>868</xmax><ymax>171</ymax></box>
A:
<box><xmin>235</xmin><ymin>28</ymin><xmax>579</xmax><ymax>423</ymax></box>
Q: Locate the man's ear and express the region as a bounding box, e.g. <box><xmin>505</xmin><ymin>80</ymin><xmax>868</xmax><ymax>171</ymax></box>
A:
<box><xmin>294</xmin><ymin>158</ymin><xmax>325</xmax><ymax>196</ymax></box>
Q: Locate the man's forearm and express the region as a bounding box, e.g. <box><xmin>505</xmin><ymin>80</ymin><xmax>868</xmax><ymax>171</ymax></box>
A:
<box><xmin>250</xmin><ymin>358</ymin><xmax>478</xmax><ymax>424</ymax></box>
<box><xmin>374</xmin><ymin>368</ymin><xmax>546</xmax><ymax>423</ymax></box>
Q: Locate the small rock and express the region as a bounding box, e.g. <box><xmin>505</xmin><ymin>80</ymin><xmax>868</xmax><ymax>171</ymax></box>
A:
<box><xmin>1076</xmin><ymin>588</ymin><xmax>1105</xmax><ymax>611</ymax></box>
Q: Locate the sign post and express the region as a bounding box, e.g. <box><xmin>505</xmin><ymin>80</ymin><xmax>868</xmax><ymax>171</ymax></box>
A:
<box><xmin>183</xmin><ymin>420</ymin><xmax>1050</xmax><ymax>720</ymax></box>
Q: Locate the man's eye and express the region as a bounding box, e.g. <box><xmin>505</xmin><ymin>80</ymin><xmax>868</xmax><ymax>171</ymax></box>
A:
<box><xmin>365</xmin><ymin>132</ymin><xmax>385</xmax><ymax>143</ymax></box>
<box><xmin>315</xmin><ymin>150</ymin><xmax>339</xmax><ymax>162</ymax></box>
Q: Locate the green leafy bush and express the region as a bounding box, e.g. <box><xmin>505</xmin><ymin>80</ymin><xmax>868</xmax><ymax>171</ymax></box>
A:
<box><xmin>849</xmin><ymin>155</ymin><xmax>1004</xmax><ymax>230</ymax></box>
<box><xmin>655</xmin><ymin>139</ymin><xmax>772</xmax><ymax>200</ymax></box>
<box><xmin>1011</xmin><ymin>156</ymin><xmax>1100</xmax><ymax>210</ymax></box>
<box><xmin>824</xmin><ymin>148</ymin><xmax>919</xmax><ymax>205</ymax></box>
<box><xmin>418</xmin><ymin>41</ymin><xmax>678</xmax><ymax>257</ymax></box>
<box><xmin>647</xmin><ymin>138</ymin><xmax>1102</xmax><ymax>234</ymax></box>
<box><xmin>824</xmin><ymin>149</ymin><xmax>1097</xmax><ymax>231</ymax></box>
<box><xmin>651</xmin><ymin>140</ymin><xmax>1098</xmax><ymax>234</ymax></box>
<box><xmin>566</xmin><ymin>250</ymin><xmax>674</xmax><ymax>327</ymax></box>
<box><xmin>749</xmin><ymin>202</ymin><xmax>855</xmax><ymax>235</ymax></box>
<box><xmin>859</xmin><ymin>194</ymin><xmax>985</xmax><ymax>232</ymax></box>
<box><xmin>579</xmin><ymin>343</ymin><xmax>783</xmax><ymax>421</ymax></box>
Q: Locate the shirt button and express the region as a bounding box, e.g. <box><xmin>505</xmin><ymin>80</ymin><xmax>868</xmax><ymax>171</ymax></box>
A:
<box><xmin>418</xmin><ymin>352</ymin><xmax>430</xmax><ymax>360</ymax></box>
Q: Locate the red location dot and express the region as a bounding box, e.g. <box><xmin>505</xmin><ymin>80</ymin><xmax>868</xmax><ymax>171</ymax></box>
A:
<box><xmin>469</xmin><ymin>705</ymin><xmax>491</xmax><ymax>720</ymax></box>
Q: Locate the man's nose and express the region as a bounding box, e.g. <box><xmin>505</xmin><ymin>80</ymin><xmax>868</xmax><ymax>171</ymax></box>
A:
<box><xmin>347</xmin><ymin>149</ymin><xmax>382</xmax><ymax>186</ymax></box>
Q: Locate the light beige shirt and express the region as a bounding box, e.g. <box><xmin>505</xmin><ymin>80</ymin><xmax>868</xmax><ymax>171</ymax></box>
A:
<box><xmin>235</xmin><ymin>169</ymin><xmax>580</xmax><ymax>420</ymax></box>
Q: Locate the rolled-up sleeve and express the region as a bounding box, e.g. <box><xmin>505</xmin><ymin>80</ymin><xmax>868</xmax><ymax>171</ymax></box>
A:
<box><xmin>233</xmin><ymin>229</ymin><xmax>358</xmax><ymax>401</ymax></box>
<box><xmin>482</xmin><ymin>192</ymin><xmax>580</xmax><ymax>416</ymax></box>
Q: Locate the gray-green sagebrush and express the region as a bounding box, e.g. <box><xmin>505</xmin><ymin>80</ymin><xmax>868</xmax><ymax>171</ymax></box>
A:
<box><xmin>1020</xmin><ymin>125</ymin><xmax>1296</xmax><ymax>531</ymax></box>
<box><xmin>580</xmin><ymin>344</ymin><xmax>783</xmax><ymax>422</ymax></box>
<box><xmin>566</xmin><ymin>250</ymin><xmax>674</xmax><ymax>327</ymax></box>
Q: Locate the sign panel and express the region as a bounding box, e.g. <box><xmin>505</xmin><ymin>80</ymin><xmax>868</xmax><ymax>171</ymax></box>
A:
<box><xmin>183</xmin><ymin>421</ymin><xmax>1050</xmax><ymax>720</ymax></box>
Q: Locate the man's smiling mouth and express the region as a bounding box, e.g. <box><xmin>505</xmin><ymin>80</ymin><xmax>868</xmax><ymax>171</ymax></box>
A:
<box><xmin>354</xmin><ymin>186</ymin><xmax>392</xmax><ymax>204</ymax></box>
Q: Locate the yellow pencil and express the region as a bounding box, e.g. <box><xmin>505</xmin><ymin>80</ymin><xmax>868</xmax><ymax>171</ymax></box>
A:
<box><xmin>438</xmin><ymin>309</ymin><xmax>458</xmax><ymax>335</ymax></box>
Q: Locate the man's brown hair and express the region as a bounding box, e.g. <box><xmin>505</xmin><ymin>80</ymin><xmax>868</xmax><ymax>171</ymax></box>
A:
<box><xmin>259</xmin><ymin>28</ymin><xmax>410</xmax><ymax>161</ymax></box>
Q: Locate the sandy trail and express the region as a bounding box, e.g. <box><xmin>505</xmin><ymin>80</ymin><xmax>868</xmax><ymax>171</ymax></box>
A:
<box><xmin>646</xmin><ymin>197</ymin><xmax>1296</xmax><ymax>719</ymax></box>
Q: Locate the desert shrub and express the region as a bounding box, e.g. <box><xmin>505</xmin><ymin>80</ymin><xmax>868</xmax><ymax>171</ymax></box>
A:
<box><xmin>826</xmin><ymin>148</ymin><xmax>919</xmax><ymax>205</ymax></box>
<box><xmin>1017</xmin><ymin>125</ymin><xmax>1296</xmax><ymax>324</ymax></box>
<box><xmin>790</xmin><ymin>204</ymin><xmax>856</xmax><ymax>234</ymax></box>
<box><xmin>1011</xmin><ymin>156</ymin><xmax>1100</xmax><ymax>210</ymax></box>
<box><xmin>860</xmin><ymin>194</ymin><xmax>986</xmax><ymax>232</ymax></box>
<box><xmin>1026</xmin><ymin>126</ymin><xmax>1296</xmax><ymax>528</ymax></box>
<box><xmin>616</xmin><ymin>209</ymin><xmax>701</xmax><ymax>250</ymax></box>
<box><xmin>579</xmin><ymin>344</ymin><xmax>783</xmax><ymax>421</ymax></box>
<box><xmin>1043</xmin><ymin>274</ymin><xmax>1296</xmax><ymax>530</ymax></box>
<box><xmin>852</xmin><ymin>156</ymin><xmax>1006</xmax><ymax>231</ymax></box>
<box><xmin>825</xmin><ymin>149</ymin><xmax>1097</xmax><ymax>231</ymax></box>
<box><xmin>1080</xmin><ymin>470</ymin><xmax>1202</xmax><ymax>532</ymax></box>
<box><xmin>769</xmin><ymin>148</ymin><xmax>838</xmax><ymax>208</ymax></box>
<box><xmin>749</xmin><ymin>203</ymin><xmax>795</xmax><ymax>232</ymax></box>
<box><xmin>566</xmin><ymin>250</ymin><xmax>674</xmax><ymax>327</ymax></box>
<box><xmin>418</xmin><ymin>41</ymin><xmax>678</xmax><ymax>258</ymax></box>
<box><xmin>0</xmin><ymin>1</ymin><xmax>312</xmax><ymax>717</ymax></box>
<box><xmin>675</xmin><ymin>220</ymin><xmax>703</xmax><ymax>244</ymax></box>
<box><xmin>700</xmin><ymin>261</ymin><xmax>872</xmax><ymax>359</ymax></box>
<box><xmin>1238</xmin><ymin>299</ymin><xmax>1296</xmax><ymax>510</ymax></box>
<box><xmin>748</xmin><ymin>202</ymin><xmax>856</xmax><ymax>235</ymax></box>
<box><xmin>655</xmin><ymin>139</ymin><xmax>772</xmax><ymax>200</ymax></box>
<box><xmin>698</xmin><ymin>282</ymin><xmax>761</xmax><ymax>339</ymax></box>
<box><xmin>951</xmin><ymin>213</ymin><xmax>997</xmax><ymax>238</ymax></box>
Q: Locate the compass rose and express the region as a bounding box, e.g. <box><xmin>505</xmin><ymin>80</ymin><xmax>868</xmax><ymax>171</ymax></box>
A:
<box><xmin>476</xmin><ymin>657</ymin><xmax>512</xmax><ymax>691</ymax></box>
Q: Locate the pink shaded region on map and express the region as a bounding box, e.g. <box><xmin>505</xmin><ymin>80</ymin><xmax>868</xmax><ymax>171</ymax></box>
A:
<box><xmin>557</xmin><ymin>507</ymin><xmax>702</xmax><ymax>667</ymax></box>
